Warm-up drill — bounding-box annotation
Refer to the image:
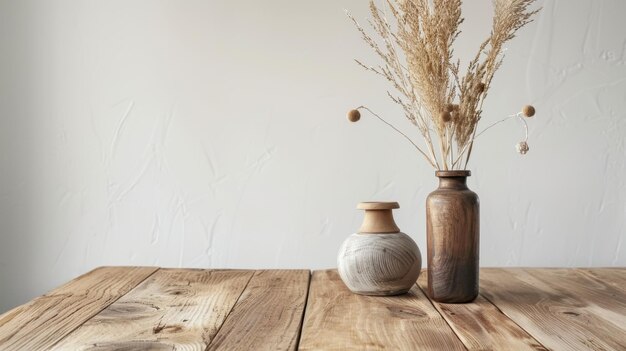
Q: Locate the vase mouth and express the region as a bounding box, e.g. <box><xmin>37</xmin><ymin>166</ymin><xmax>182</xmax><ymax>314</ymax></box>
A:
<box><xmin>357</xmin><ymin>202</ymin><xmax>400</xmax><ymax>210</ymax></box>
<box><xmin>435</xmin><ymin>170</ymin><xmax>471</xmax><ymax>178</ymax></box>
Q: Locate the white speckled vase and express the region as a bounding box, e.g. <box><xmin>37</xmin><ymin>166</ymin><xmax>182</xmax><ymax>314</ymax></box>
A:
<box><xmin>337</xmin><ymin>202</ymin><xmax>422</xmax><ymax>296</ymax></box>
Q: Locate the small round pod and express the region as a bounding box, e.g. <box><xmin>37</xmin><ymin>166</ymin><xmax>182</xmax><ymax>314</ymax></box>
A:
<box><xmin>347</xmin><ymin>109</ymin><xmax>361</xmax><ymax>122</ymax></box>
<box><xmin>440</xmin><ymin>111</ymin><xmax>452</xmax><ymax>123</ymax></box>
<box><xmin>522</xmin><ymin>105</ymin><xmax>535</xmax><ymax>118</ymax></box>
<box><xmin>516</xmin><ymin>141</ymin><xmax>529</xmax><ymax>155</ymax></box>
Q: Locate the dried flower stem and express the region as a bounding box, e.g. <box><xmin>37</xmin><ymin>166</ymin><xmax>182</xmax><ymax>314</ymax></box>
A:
<box><xmin>451</xmin><ymin>111</ymin><xmax>530</xmax><ymax>168</ymax></box>
<box><xmin>357</xmin><ymin>106</ymin><xmax>437</xmax><ymax>168</ymax></box>
<box><xmin>475</xmin><ymin>113</ymin><xmax>528</xmax><ymax>141</ymax></box>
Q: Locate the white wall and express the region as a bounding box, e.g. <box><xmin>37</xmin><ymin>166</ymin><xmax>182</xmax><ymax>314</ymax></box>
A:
<box><xmin>1</xmin><ymin>0</ymin><xmax>624</xmax><ymax>313</ymax></box>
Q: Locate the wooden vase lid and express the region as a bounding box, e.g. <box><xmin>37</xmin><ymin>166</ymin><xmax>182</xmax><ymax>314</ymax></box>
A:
<box><xmin>357</xmin><ymin>202</ymin><xmax>400</xmax><ymax>210</ymax></box>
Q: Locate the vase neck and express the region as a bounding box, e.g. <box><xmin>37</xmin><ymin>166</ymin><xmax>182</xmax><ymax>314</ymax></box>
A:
<box><xmin>357</xmin><ymin>202</ymin><xmax>400</xmax><ymax>234</ymax></box>
<box><xmin>438</xmin><ymin>177</ymin><xmax>468</xmax><ymax>190</ymax></box>
<box><xmin>436</xmin><ymin>170</ymin><xmax>471</xmax><ymax>190</ymax></box>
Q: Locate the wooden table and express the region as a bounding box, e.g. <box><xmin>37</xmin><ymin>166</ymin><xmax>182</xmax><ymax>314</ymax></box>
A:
<box><xmin>0</xmin><ymin>267</ymin><xmax>624</xmax><ymax>350</ymax></box>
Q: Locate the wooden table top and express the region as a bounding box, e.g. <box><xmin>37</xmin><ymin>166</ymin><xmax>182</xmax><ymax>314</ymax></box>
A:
<box><xmin>0</xmin><ymin>267</ymin><xmax>624</xmax><ymax>350</ymax></box>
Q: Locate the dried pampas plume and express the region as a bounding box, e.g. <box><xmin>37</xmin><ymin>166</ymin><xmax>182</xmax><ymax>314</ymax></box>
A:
<box><xmin>347</xmin><ymin>0</ymin><xmax>541</xmax><ymax>170</ymax></box>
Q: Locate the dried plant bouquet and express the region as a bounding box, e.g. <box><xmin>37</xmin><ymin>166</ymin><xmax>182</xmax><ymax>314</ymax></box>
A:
<box><xmin>347</xmin><ymin>0</ymin><xmax>540</xmax><ymax>170</ymax></box>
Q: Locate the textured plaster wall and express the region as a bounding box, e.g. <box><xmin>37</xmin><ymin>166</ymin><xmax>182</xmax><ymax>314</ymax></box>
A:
<box><xmin>0</xmin><ymin>0</ymin><xmax>625</xmax><ymax>312</ymax></box>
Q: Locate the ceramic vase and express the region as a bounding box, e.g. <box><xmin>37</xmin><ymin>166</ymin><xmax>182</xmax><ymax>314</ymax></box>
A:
<box><xmin>426</xmin><ymin>170</ymin><xmax>479</xmax><ymax>303</ymax></box>
<box><xmin>337</xmin><ymin>202</ymin><xmax>422</xmax><ymax>296</ymax></box>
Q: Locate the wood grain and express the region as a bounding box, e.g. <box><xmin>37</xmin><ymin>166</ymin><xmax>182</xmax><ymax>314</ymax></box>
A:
<box><xmin>299</xmin><ymin>269</ymin><xmax>465</xmax><ymax>350</ymax></box>
<box><xmin>0</xmin><ymin>305</ymin><xmax>26</xmax><ymax>331</ymax></box>
<box><xmin>416</xmin><ymin>272</ymin><xmax>547</xmax><ymax>350</ymax></box>
<box><xmin>207</xmin><ymin>270</ymin><xmax>310</xmax><ymax>351</ymax></box>
<box><xmin>576</xmin><ymin>267</ymin><xmax>626</xmax><ymax>292</ymax></box>
<box><xmin>337</xmin><ymin>232</ymin><xmax>422</xmax><ymax>296</ymax></box>
<box><xmin>0</xmin><ymin>266</ymin><xmax>158</xmax><ymax>351</ymax></box>
<box><xmin>51</xmin><ymin>268</ymin><xmax>253</xmax><ymax>351</ymax></box>
<box><xmin>426</xmin><ymin>171</ymin><xmax>479</xmax><ymax>303</ymax></box>
<box><xmin>481</xmin><ymin>268</ymin><xmax>626</xmax><ymax>351</ymax></box>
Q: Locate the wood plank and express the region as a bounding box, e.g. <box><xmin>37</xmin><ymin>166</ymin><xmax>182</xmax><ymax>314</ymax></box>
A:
<box><xmin>481</xmin><ymin>268</ymin><xmax>626</xmax><ymax>351</ymax></box>
<box><xmin>576</xmin><ymin>268</ymin><xmax>626</xmax><ymax>292</ymax></box>
<box><xmin>51</xmin><ymin>268</ymin><xmax>254</xmax><ymax>351</ymax></box>
<box><xmin>416</xmin><ymin>271</ymin><xmax>547</xmax><ymax>350</ymax></box>
<box><xmin>0</xmin><ymin>266</ymin><xmax>158</xmax><ymax>351</ymax></box>
<box><xmin>207</xmin><ymin>270</ymin><xmax>310</xmax><ymax>351</ymax></box>
<box><xmin>0</xmin><ymin>305</ymin><xmax>27</xmax><ymax>330</ymax></box>
<box><xmin>298</xmin><ymin>269</ymin><xmax>465</xmax><ymax>351</ymax></box>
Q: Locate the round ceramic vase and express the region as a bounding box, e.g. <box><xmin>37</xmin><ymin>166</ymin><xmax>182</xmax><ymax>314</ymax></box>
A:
<box><xmin>337</xmin><ymin>202</ymin><xmax>422</xmax><ymax>296</ymax></box>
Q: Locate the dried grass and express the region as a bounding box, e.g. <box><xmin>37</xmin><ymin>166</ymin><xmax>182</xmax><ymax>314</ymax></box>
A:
<box><xmin>349</xmin><ymin>0</ymin><xmax>540</xmax><ymax>170</ymax></box>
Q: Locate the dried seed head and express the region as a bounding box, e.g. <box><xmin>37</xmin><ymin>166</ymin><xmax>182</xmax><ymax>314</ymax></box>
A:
<box><xmin>522</xmin><ymin>105</ymin><xmax>535</xmax><ymax>118</ymax></box>
<box><xmin>451</xmin><ymin>109</ymin><xmax>462</xmax><ymax>121</ymax></box>
<box><xmin>347</xmin><ymin>109</ymin><xmax>361</xmax><ymax>122</ymax></box>
<box><xmin>516</xmin><ymin>141</ymin><xmax>529</xmax><ymax>155</ymax></box>
<box><xmin>440</xmin><ymin>111</ymin><xmax>452</xmax><ymax>123</ymax></box>
<box><xmin>476</xmin><ymin>82</ymin><xmax>485</xmax><ymax>93</ymax></box>
<box><xmin>444</xmin><ymin>104</ymin><xmax>454</xmax><ymax>113</ymax></box>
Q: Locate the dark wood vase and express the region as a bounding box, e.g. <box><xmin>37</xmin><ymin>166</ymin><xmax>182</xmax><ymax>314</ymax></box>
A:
<box><xmin>426</xmin><ymin>170</ymin><xmax>479</xmax><ymax>303</ymax></box>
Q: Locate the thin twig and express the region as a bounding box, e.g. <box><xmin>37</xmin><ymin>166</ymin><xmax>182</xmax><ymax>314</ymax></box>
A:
<box><xmin>357</xmin><ymin>106</ymin><xmax>437</xmax><ymax>168</ymax></box>
<box><xmin>475</xmin><ymin>113</ymin><xmax>519</xmax><ymax>138</ymax></box>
